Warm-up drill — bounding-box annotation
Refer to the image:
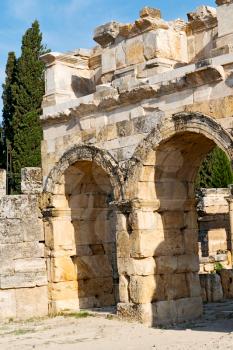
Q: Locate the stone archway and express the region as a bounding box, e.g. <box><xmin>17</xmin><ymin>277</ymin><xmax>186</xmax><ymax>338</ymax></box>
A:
<box><xmin>116</xmin><ymin>113</ymin><xmax>233</xmax><ymax>326</ymax></box>
<box><xmin>44</xmin><ymin>145</ymin><xmax>124</xmax><ymax>313</ymax></box>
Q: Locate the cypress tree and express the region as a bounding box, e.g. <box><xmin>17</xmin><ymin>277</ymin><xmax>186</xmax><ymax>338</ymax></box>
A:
<box><xmin>196</xmin><ymin>146</ymin><xmax>233</xmax><ymax>188</ymax></box>
<box><xmin>1</xmin><ymin>52</ymin><xmax>17</xmax><ymax>168</ymax></box>
<box><xmin>11</xmin><ymin>20</ymin><xmax>48</xmax><ymax>191</ymax></box>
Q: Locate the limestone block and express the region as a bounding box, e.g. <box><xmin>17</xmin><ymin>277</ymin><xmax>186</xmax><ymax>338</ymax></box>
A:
<box><xmin>78</xmin><ymin>277</ymin><xmax>113</xmax><ymax>298</ymax></box>
<box><xmin>49</xmin><ymin>281</ymin><xmax>78</xmax><ymax>301</ymax></box>
<box><xmin>0</xmin><ymin>271</ymin><xmax>47</xmax><ymax>289</ymax></box>
<box><xmin>51</xmin><ymin>194</ymin><xmax>69</xmax><ymax>209</ymax></box>
<box><xmin>184</xmin><ymin>229</ymin><xmax>199</xmax><ymax>254</ymax></box>
<box><xmin>162</xmin><ymin>211</ymin><xmax>185</xmax><ymax>229</ymax></box>
<box><xmin>23</xmin><ymin>219</ymin><xmax>44</xmax><ymax>242</ymax></box>
<box><xmin>51</xmin><ymin>256</ymin><xmax>77</xmax><ymax>282</ymax></box>
<box><xmin>129</xmin><ymin>275</ymin><xmax>156</xmax><ymax>303</ymax></box>
<box><xmin>155</xmin><ymin>230</ymin><xmax>185</xmax><ymax>257</ymax></box>
<box><xmin>102</xmin><ymin>47</ymin><xmax>116</xmax><ymax>75</ymax></box>
<box><xmin>93</xmin><ymin>22</ymin><xmax>121</xmax><ymax>47</ymax></box>
<box><xmin>217</xmin><ymin>2</ymin><xmax>233</xmax><ymax>37</ymax></box>
<box><xmin>116</xmin><ymin>212</ymin><xmax>127</xmax><ymax>232</ymax></box>
<box><xmin>79</xmin><ymin>293</ymin><xmax>115</xmax><ymax>308</ymax></box>
<box><xmin>153</xmin><ymin>296</ymin><xmax>203</xmax><ymax>325</ymax></box>
<box><xmin>115</xmin><ymin>42</ymin><xmax>126</xmax><ymax>69</ymax></box>
<box><xmin>0</xmin><ymin>169</ymin><xmax>6</xmax><ymax>196</ymax></box>
<box><xmin>130</xmin><ymin>210</ymin><xmax>158</xmax><ymax>231</ymax></box>
<box><xmin>0</xmin><ymin>217</ymin><xmax>43</xmax><ymax>245</ymax></box>
<box><xmin>0</xmin><ymin>195</ymin><xmax>39</xmax><ymax>219</ymax></box>
<box><xmin>0</xmin><ymin>241</ymin><xmax>45</xmax><ymax>261</ymax></box>
<box><xmin>0</xmin><ymin>289</ymin><xmax>16</xmax><ymax>320</ymax></box>
<box><xmin>139</xmin><ymin>166</ymin><xmax>155</xmax><ymax>182</ymax></box>
<box><xmin>76</xmin><ymin>243</ymin><xmax>104</xmax><ymax>257</ymax></box>
<box><xmin>140</xmin><ymin>7</ymin><xmax>161</xmax><ymax>19</ymax></box>
<box><xmin>219</xmin><ymin>269</ymin><xmax>233</xmax><ymax>298</ymax></box>
<box><xmin>177</xmin><ymin>254</ymin><xmax>199</xmax><ymax>273</ymax></box>
<box><xmin>136</xmin><ymin>182</ymin><xmax>157</xmax><ymax>201</ymax></box>
<box><xmin>73</xmin><ymin>255</ymin><xmax>113</xmax><ymax>280</ymax></box>
<box><xmin>72</xmin><ymin>217</ymin><xmax>115</xmax><ymax>246</ymax></box>
<box><xmin>143</xmin><ymin>29</ymin><xmax>188</xmax><ymax>63</ymax></box>
<box><xmin>199</xmin><ymin>273</ymin><xmax>223</xmax><ymax>302</ymax></box>
<box><xmin>15</xmin><ymin>286</ymin><xmax>48</xmax><ymax>319</ymax></box>
<box><xmin>119</xmin><ymin>275</ymin><xmax>129</xmax><ymax>302</ymax></box>
<box><xmin>155</xmin><ymin>256</ymin><xmax>178</xmax><ymax>274</ymax></box>
<box><xmin>117</xmin><ymin>230</ymin><xmax>130</xmax><ymax>258</ymax></box>
<box><xmin>0</xmin><ymin>218</ymin><xmax>23</xmax><ymax>244</ymax></box>
<box><xmin>130</xmin><ymin>229</ymin><xmax>165</xmax><ymax>258</ymax></box>
<box><xmin>165</xmin><ymin>273</ymin><xmax>189</xmax><ymax>300</ymax></box>
<box><xmin>130</xmin><ymin>105</ymin><xmax>145</xmax><ymax>120</ymax></box>
<box><xmin>152</xmin><ymin>300</ymin><xmax>177</xmax><ymax>325</ymax></box>
<box><xmin>176</xmin><ymin>296</ymin><xmax>203</xmax><ymax>323</ymax></box>
<box><xmin>118</xmin><ymin>257</ymin><xmax>156</xmax><ymax>276</ymax></box>
<box><xmin>50</xmin><ymin>218</ymin><xmax>75</xmax><ymax>251</ymax></box>
<box><xmin>117</xmin><ymin>302</ymin><xmax>153</xmax><ymax>325</ymax></box>
<box><xmin>125</xmin><ymin>36</ymin><xmax>144</xmax><ymax>65</ymax></box>
<box><xmin>49</xmin><ymin>299</ymin><xmax>80</xmax><ymax>314</ymax></box>
<box><xmin>186</xmin><ymin>66</ymin><xmax>225</xmax><ymax>87</ymax></box>
<box><xmin>14</xmin><ymin>258</ymin><xmax>46</xmax><ymax>273</ymax></box>
<box><xmin>21</xmin><ymin>167</ymin><xmax>42</xmax><ymax>194</ymax></box>
<box><xmin>186</xmin><ymin>272</ymin><xmax>202</xmax><ymax>297</ymax></box>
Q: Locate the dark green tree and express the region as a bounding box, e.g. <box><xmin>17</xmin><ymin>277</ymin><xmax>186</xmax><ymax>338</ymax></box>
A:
<box><xmin>1</xmin><ymin>52</ymin><xmax>17</xmax><ymax>168</ymax></box>
<box><xmin>196</xmin><ymin>146</ymin><xmax>233</xmax><ymax>188</ymax></box>
<box><xmin>11</xmin><ymin>20</ymin><xmax>48</xmax><ymax>191</ymax></box>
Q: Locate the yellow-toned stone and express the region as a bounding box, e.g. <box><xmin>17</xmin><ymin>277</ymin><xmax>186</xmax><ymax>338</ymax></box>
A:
<box><xmin>129</xmin><ymin>275</ymin><xmax>156</xmax><ymax>303</ymax></box>
<box><xmin>125</xmin><ymin>37</ymin><xmax>144</xmax><ymax>65</ymax></box>
<box><xmin>51</xmin><ymin>256</ymin><xmax>77</xmax><ymax>282</ymax></box>
<box><xmin>49</xmin><ymin>281</ymin><xmax>78</xmax><ymax>301</ymax></box>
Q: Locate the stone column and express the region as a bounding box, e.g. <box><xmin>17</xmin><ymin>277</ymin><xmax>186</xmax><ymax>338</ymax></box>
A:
<box><xmin>111</xmin><ymin>198</ymin><xmax>160</xmax><ymax>325</ymax></box>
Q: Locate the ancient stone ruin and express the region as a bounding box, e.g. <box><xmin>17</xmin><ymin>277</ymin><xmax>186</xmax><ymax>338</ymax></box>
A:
<box><xmin>1</xmin><ymin>0</ymin><xmax>233</xmax><ymax>326</ymax></box>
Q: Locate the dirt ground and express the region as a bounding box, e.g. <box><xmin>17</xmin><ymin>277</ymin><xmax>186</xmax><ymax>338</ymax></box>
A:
<box><xmin>1</xmin><ymin>304</ymin><xmax>233</xmax><ymax>350</ymax></box>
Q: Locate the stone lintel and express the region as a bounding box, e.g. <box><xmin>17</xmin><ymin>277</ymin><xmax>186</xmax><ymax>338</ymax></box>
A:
<box><xmin>185</xmin><ymin>65</ymin><xmax>225</xmax><ymax>87</ymax></box>
<box><xmin>40</xmin><ymin>52</ymin><xmax>89</xmax><ymax>69</ymax></box>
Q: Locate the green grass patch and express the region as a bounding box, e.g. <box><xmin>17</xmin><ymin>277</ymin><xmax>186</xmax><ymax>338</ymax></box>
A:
<box><xmin>5</xmin><ymin>328</ymin><xmax>36</xmax><ymax>336</ymax></box>
<box><xmin>60</xmin><ymin>311</ymin><xmax>92</xmax><ymax>319</ymax></box>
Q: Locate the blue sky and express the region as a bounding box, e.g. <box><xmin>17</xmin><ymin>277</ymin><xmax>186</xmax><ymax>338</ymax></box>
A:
<box><xmin>0</xmin><ymin>0</ymin><xmax>216</xmax><ymax>118</ymax></box>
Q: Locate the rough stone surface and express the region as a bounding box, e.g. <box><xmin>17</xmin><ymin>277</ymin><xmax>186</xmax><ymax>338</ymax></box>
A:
<box><xmin>220</xmin><ymin>269</ymin><xmax>233</xmax><ymax>298</ymax></box>
<box><xmin>197</xmin><ymin>188</ymin><xmax>231</xmax><ymax>272</ymax></box>
<box><xmin>200</xmin><ymin>273</ymin><xmax>224</xmax><ymax>302</ymax></box>
<box><xmin>2</xmin><ymin>3</ymin><xmax>233</xmax><ymax>327</ymax></box>
<box><xmin>0</xmin><ymin>169</ymin><xmax>47</xmax><ymax>321</ymax></box>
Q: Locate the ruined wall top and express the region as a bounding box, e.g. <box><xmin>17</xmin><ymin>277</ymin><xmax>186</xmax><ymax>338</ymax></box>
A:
<box><xmin>40</xmin><ymin>2</ymin><xmax>233</xmax><ymax>122</ymax></box>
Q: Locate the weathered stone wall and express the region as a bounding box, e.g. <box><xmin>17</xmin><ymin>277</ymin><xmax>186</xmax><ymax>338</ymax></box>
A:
<box><xmin>37</xmin><ymin>1</ymin><xmax>233</xmax><ymax>326</ymax></box>
<box><xmin>45</xmin><ymin>161</ymin><xmax>118</xmax><ymax>313</ymax></box>
<box><xmin>197</xmin><ymin>188</ymin><xmax>232</xmax><ymax>273</ymax></box>
<box><xmin>0</xmin><ymin>168</ymin><xmax>48</xmax><ymax>321</ymax></box>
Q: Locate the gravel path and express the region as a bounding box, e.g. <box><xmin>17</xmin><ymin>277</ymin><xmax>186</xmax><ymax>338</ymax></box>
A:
<box><xmin>1</xmin><ymin>304</ymin><xmax>233</xmax><ymax>350</ymax></box>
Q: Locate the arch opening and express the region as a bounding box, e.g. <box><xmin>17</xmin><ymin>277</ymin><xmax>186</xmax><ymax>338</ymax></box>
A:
<box><xmin>121</xmin><ymin>129</ymin><xmax>233</xmax><ymax>325</ymax></box>
<box><xmin>48</xmin><ymin>159</ymin><xmax>118</xmax><ymax>313</ymax></box>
